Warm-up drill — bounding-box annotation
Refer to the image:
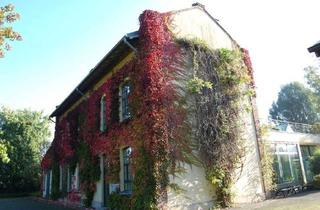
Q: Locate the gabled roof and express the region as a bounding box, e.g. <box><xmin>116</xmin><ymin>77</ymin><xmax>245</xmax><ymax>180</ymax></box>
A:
<box><xmin>50</xmin><ymin>32</ymin><xmax>139</xmax><ymax>117</ymax></box>
<box><xmin>50</xmin><ymin>4</ymin><xmax>237</xmax><ymax>118</ymax></box>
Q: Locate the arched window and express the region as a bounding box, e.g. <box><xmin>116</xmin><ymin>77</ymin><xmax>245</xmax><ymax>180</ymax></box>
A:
<box><xmin>100</xmin><ymin>95</ymin><xmax>106</xmax><ymax>132</ymax></box>
<box><xmin>119</xmin><ymin>82</ymin><xmax>131</xmax><ymax>122</ymax></box>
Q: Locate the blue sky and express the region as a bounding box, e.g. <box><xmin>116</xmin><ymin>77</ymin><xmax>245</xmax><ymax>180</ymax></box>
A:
<box><xmin>1</xmin><ymin>0</ymin><xmax>320</xmax><ymax>121</ymax></box>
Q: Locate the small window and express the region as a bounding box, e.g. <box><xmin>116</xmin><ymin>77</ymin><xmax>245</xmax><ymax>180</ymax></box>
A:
<box><xmin>120</xmin><ymin>82</ymin><xmax>131</xmax><ymax>122</ymax></box>
<box><xmin>59</xmin><ymin>165</ymin><xmax>62</xmax><ymax>190</ymax></box>
<box><xmin>100</xmin><ymin>96</ymin><xmax>107</xmax><ymax>132</ymax></box>
<box><xmin>123</xmin><ymin>147</ymin><xmax>133</xmax><ymax>192</ymax></box>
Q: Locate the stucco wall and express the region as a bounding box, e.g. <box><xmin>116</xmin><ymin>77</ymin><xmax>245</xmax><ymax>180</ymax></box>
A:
<box><xmin>170</xmin><ymin>7</ymin><xmax>236</xmax><ymax>51</ymax></box>
<box><xmin>231</xmin><ymin>107</ymin><xmax>265</xmax><ymax>203</ymax></box>
<box><xmin>167</xmin><ymin>7</ymin><xmax>264</xmax><ymax>208</ymax></box>
<box><xmin>167</xmin><ymin>164</ymin><xmax>215</xmax><ymax>210</ymax></box>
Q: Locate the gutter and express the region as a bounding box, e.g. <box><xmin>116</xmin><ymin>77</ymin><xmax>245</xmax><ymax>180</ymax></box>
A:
<box><xmin>123</xmin><ymin>36</ymin><xmax>138</xmax><ymax>54</ymax></box>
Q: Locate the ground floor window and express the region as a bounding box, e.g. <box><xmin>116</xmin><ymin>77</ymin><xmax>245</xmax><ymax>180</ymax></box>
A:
<box><xmin>272</xmin><ymin>143</ymin><xmax>303</xmax><ymax>186</ymax></box>
<box><xmin>122</xmin><ymin>147</ymin><xmax>133</xmax><ymax>193</ymax></box>
<box><xmin>301</xmin><ymin>145</ymin><xmax>320</xmax><ymax>183</ymax></box>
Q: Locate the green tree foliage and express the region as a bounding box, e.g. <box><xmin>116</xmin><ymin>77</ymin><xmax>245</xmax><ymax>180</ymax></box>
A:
<box><xmin>0</xmin><ymin>142</ymin><xmax>9</xmax><ymax>163</ymax></box>
<box><xmin>0</xmin><ymin>4</ymin><xmax>22</xmax><ymax>57</ymax></box>
<box><xmin>310</xmin><ymin>148</ymin><xmax>320</xmax><ymax>188</ymax></box>
<box><xmin>270</xmin><ymin>82</ymin><xmax>319</xmax><ymax>124</ymax></box>
<box><xmin>305</xmin><ymin>66</ymin><xmax>320</xmax><ymax>95</ymax></box>
<box><xmin>0</xmin><ymin>107</ymin><xmax>51</xmax><ymax>193</ymax></box>
<box><xmin>310</xmin><ymin>148</ymin><xmax>320</xmax><ymax>175</ymax></box>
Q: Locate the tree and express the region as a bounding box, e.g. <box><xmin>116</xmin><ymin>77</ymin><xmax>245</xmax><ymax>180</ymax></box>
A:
<box><xmin>305</xmin><ymin>66</ymin><xmax>320</xmax><ymax>95</ymax></box>
<box><xmin>0</xmin><ymin>142</ymin><xmax>9</xmax><ymax>163</ymax></box>
<box><xmin>304</xmin><ymin>66</ymin><xmax>320</xmax><ymax>113</ymax></box>
<box><xmin>310</xmin><ymin>148</ymin><xmax>320</xmax><ymax>175</ymax></box>
<box><xmin>0</xmin><ymin>107</ymin><xmax>51</xmax><ymax>193</ymax></box>
<box><xmin>270</xmin><ymin>82</ymin><xmax>319</xmax><ymax>124</ymax></box>
<box><xmin>0</xmin><ymin>4</ymin><xmax>22</xmax><ymax>57</ymax></box>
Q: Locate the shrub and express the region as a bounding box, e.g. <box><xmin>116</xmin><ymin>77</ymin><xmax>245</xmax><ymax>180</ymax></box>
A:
<box><xmin>310</xmin><ymin>148</ymin><xmax>320</xmax><ymax>175</ymax></box>
<box><xmin>313</xmin><ymin>174</ymin><xmax>320</xmax><ymax>189</ymax></box>
<box><xmin>108</xmin><ymin>193</ymin><xmax>131</xmax><ymax>210</ymax></box>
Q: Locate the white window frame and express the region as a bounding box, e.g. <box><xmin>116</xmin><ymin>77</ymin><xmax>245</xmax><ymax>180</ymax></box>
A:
<box><xmin>120</xmin><ymin>146</ymin><xmax>133</xmax><ymax>193</ymax></box>
<box><xmin>100</xmin><ymin>95</ymin><xmax>107</xmax><ymax>132</ymax></box>
<box><xmin>119</xmin><ymin>80</ymin><xmax>131</xmax><ymax>122</ymax></box>
<box><xmin>59</xmin><ymin>165</ymin><xmax>63</xmax><ymax>190</ymax></box>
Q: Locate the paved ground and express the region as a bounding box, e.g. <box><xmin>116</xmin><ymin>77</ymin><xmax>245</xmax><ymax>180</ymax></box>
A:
<box><xmin>0</xmin><ymin>191</ymin><xmax>319</xmax><ymax>210</ymax></box>
<box><xmin>0</xmin><ymin>197</ymin><xmax>74</xmax><ymax>210</ymax></box>
<box><xmin>228</xmin><ymin>190</ymin><xmax>320</xmax><ymax>210</ymax></box>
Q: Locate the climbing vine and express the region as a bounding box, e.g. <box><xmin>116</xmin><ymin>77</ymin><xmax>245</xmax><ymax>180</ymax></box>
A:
<box><xmin>50</xmin><ymin>162</ymin><xmax>60</xmax><ymax>200</ymax></box>
<box><xmin>176</xmin><ymin>38</ymin><xmax>254</xmax><ymax>207</ymax></box>
<box><xmin>41</xmin><ymin>8</ymin><xmax>257</xmax><ymax>210</ymax></box>
<box><xmin>259</xmin><ymin>125</ymin><xmax>276</xmax><ymax>193</ymax></box>
<box><xmin>41</xmin><ymin>10</ymin><xmax>182</xmax><ymax>209</ymax></box>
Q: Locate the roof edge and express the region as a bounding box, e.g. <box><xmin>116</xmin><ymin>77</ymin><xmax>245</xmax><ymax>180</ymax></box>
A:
<box><xmin>50</xmin><ymin>32</ymin><xmax>139</xmax><ymax>118</ymax></box>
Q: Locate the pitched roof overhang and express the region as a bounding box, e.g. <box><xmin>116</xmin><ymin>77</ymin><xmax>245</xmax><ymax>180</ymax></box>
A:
<box><xmin>50</xmin><ymin>31</ymin><xmax>139</xmax><ymax>117</ymax></box>
<box><xmin>308</xmin><ymin>41</ymin><xmax>320</xmax><ymax>57</ymax></box>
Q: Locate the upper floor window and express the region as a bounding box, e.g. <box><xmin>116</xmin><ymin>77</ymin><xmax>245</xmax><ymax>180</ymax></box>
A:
<box><xmin>119</xmin><ymin>82</ymin><xmax>131</xmax><ymax>122</ymax></box>
<box><xmin>100</xmin><ymin>95</ymin><xmax>107</xmax><ymax>132</ymax></box>
<box><xmin>123</xmin><ymin>147</ymin><xmax>133</xmax><ymax>192</ymax></box>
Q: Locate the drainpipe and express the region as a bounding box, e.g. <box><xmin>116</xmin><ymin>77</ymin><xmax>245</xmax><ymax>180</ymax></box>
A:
<box><xmin>297</xmin><ymin>143</ymin><xmax>307</xmax><ymax>185</ymax></box>
<box><xmin>123</xmin><ymin>36</ymin><xmax>138</xmax><ymax>54</ymax></box>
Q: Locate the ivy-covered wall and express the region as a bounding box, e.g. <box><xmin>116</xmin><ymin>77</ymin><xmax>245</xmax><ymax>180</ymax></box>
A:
<box><xmin>41</xmin><ymin>9</ymin><xmax>181</xmax><ymax>209</ymax></box>
<box><xmin>41</xmin><ymin>6</ymin><xmax>264</xmax><ymax>210</ymax></box>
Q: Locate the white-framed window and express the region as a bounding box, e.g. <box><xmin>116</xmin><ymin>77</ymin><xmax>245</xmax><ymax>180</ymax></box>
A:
<box><xmin>119</xmin><ymin>81</ymin><xmax>131</xmax><ymax>122</ymax></box>
<box><xmin>59</xmin><ymin>165</ymin><xmax>63</xmax><ymax>190</ymax></box>
<box><xmin>122</xmin><ymin>147</ymin><xmax>133</xmax><ymax>192</ymax></box>
<box><xmin>272</xmin><ymin>143</ymin><xmax>301</xmax><ymax>185</ymax></box>
<box><xmin>100</xmin><ymin>95</ymin><xmax>107</xmax><ymax>132</ymax></box>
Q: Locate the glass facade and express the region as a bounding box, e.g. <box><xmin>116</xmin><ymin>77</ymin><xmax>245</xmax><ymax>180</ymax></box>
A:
<box><xmin>301</xmin><ymin>145</ymin><xmax>320</xmax><ymax>183</ymax></box>
<box><xmin>272</xmin><ymin>143</ymin><xmax>303</xmax><ymax>187</ymax></box>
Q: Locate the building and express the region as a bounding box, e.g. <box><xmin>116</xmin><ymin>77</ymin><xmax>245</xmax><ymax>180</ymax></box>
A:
<box><xmin>266</xmin><ymin>119</ymin><xmax>320</xmax><ymax>189</ymax></box>
<box><xmin>41</xmin><ymin>4</ymin><xmax>266</xmax><ymax>209</ymax></box>
<box><xmin>308</xmin><ymin>41</ymin><xmax>320</xmax><ymax>57</ymax></box>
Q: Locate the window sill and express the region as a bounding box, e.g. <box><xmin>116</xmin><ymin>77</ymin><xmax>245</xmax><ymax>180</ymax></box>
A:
<box><xmin>99</xmin><ymin>129</ymin><xmax>108</xmax><ymax>135</ymax></box>
<box><xmin>120</xmin><ymin>190</ymin><xmax>132</xmax><ymax>197</ymax></box>
<box><xmin>120</xmin><ymin>117</ymin><xmax>131</xmax><ymax>124</ymax></box>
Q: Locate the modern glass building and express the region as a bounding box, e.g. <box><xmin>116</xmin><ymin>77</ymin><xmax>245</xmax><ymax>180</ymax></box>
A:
<box><xmin>267</xmin><ymin>119</ymin><xmax>320</xmax><ymax>189</ymax></box>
